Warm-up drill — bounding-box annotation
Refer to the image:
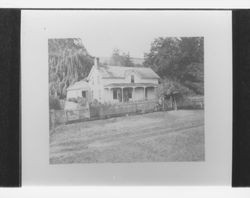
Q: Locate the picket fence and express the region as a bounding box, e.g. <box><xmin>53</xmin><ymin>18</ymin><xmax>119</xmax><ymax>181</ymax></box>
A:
<box><xmin>50</xmin><ymin>99</ymin><xmax>158</xmax><ymax>129</ymax></box>
<box><xmin>50</xmin><ymin>96</ymin><xmax>204</xmax><ymax>130</ymax></box>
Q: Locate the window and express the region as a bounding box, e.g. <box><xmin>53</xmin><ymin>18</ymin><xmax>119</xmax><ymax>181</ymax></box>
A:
<box><xmin>131</xmin><ymin>75</ymin><xmax>134</xmax><ymax>83</ymax></box>
<box><xmin>82</xmin><ymin>91</ymin><xmax>86</xmax><ymax>98</ymax></box>
<box><xmin>113</xmin><ymin>89</ymin><xmax>118</xmax><ymax>99</ymax></box>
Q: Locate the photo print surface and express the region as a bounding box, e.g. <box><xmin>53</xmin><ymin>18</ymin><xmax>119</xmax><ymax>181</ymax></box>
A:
<box><xmin>48</xmin><ymin>14</ymin><xmax>204</xmax><ymax>164</ymax></box>
<box><xmin>22</xmin><ymin>10</ymin><xmax>232</xmax><ymax>185</ymax></box>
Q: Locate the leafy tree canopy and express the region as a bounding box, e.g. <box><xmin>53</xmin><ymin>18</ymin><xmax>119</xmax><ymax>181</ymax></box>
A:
<box><xmin>157</xmin><ymin>78</ymin><xmax>194</xmax><ymax>97</ymax></box>
<box><xmin>109</xmin><ymin>48</ymin><xmax>135</xmax><ymax>67</ymax></box>
<box><xmin>144</xmin><ymin>37</ymin><xmax>204</xmax><ymax>95</ymax></box>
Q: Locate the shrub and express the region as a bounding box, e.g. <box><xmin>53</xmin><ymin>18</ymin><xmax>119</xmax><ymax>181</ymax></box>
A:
<box><xmin>177</xmin><ymin>95</ymin><xmax>204</xmax><ymax>109</ymax></box>
<box><xmin>90</xmin><ymin>99</ymin><xmax>100</xmax><ymax>106</ymax></box>
<box><xmin>77</xmin><ymin>97</ymin><xmax>87</xmax><ymax>106</ymax></box>
<box><xmin>68</xmin><ymin>98</ymin><xmax>78</xmax><ymax>103</ymax></box>
<box><xmin>49</xmin><ymin>96</ymin><xmax>61</xmax><ymax>110</ymax></box>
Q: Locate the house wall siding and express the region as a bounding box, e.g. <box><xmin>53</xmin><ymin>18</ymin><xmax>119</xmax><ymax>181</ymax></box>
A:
<box><xmin>133</xmin><ymin>87</ymin><xmax>144</xmax><ymax>101</ymax></box>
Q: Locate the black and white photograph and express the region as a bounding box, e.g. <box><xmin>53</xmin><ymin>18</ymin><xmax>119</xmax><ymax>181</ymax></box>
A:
<box><xmin>48</xmin><ymin>13</ymin><xmax>204</xmax><ymax>164</ymax></box>
<box><xmin>21</xmin><ymin>10</ymin><xmax>231</xmax><ymax>185</ymax></box>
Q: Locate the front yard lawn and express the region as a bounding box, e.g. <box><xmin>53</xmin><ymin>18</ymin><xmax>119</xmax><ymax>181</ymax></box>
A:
<box><xmin>50</xmin><ymin>110</ymin><xmax>204</xmax><ymax>164</ymax></box>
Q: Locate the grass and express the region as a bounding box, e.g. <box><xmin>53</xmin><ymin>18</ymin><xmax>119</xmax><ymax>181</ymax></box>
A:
<box><xmin>50</xmin><ymin>110</ymin><xmax>204</xmax><ymax>164</ymax></box>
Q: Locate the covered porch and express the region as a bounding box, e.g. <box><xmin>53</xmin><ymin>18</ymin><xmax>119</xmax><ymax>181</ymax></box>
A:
<box><xmin>104</xmin><ymin>83</ymin><xmax>158</xmax><ymax>103</ymax></box>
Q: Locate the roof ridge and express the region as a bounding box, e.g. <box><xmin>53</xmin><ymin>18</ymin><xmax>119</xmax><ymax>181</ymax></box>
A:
<box><xmin>104</xmin><ymin>65</ymin><xmax>151</xmax><ymax>70</ymax></box>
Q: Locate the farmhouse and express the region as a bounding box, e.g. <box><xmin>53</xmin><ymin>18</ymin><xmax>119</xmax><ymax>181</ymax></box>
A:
<box><xmin>66</xmin><ymin>80</ymin><xmax>90</xmax><ymax>100</ymax></box>
<box><xmin>87</xmin><ymin>59</ymin><xmax>160</xmax><ymax>103</ymax></box>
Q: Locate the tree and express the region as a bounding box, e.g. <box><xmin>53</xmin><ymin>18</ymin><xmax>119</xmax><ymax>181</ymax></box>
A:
<box><xmin>144</xmin><ymin>37</ymin><xmax>204</xmax><ymax>95</ymax></box>
<box><xmin>144</xmin><ymin>37</ymin><xmax>181</xmax><ymax>76</ymax></box>
<box><xmin>110</xmin><ymin>48</ymin><xmax>135</xmax><ymax>67</ymax></box>
<box><xmin>157</xmin><ymin>78</ymin><xmax>194</xmax><ymax>110</ymax></box>
<box><xmin>48</xmin><ymin>38</ymin><xmax>94</xmax><ymax>99</ymax></box>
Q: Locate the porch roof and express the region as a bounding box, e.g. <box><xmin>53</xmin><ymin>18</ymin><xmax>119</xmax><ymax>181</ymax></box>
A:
<box><xmin>104</xmin><ymin>83</ymin><xmax>158</xmax><ymax>88</ymax></box>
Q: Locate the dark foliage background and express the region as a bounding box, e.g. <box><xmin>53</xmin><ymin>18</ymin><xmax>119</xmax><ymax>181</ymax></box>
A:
<box><xmin>144</xmin><ymin>37</ymin><xmax>204</xmax><ymax>96</ymax></box>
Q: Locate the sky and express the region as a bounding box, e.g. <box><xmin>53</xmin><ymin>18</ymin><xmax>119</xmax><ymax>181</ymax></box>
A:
<box><xmin>42</xmin><ymin>11</ymin><xmax>210</xmax><ymax>58</ymax></box>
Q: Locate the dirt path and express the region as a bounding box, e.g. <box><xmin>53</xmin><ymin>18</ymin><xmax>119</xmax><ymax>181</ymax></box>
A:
<box><xmin>50</xmin><ymin>110</ymin><xmax>204</xmax><ymax>164</ymax></box>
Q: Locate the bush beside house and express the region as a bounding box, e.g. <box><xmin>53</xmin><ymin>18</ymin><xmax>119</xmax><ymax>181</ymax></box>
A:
<box><xmin>49</xmin><ymin>96</ymin><xmax>62</xmax><ymax>110</ymax></box>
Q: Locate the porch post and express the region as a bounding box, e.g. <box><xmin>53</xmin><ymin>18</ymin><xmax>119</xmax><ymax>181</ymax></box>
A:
<box><xmin>121</xmin><ymin>87</ymin><xmax>123</xmax><ymax>102</ymax></box>
<box><xmin>144</xmin><ymin>87</ymin><xmax>146</xmax><ymax>100</ymax></box>
<box><xmin>109</xmin><ymin>88</ymin><xmax>111</xmax><ymax>101</ymax></box>
<box><xmin>132</xmin><ymin>87</ymin><xmax>135</xmax><ymax>101</ymax></box>
<box><xmin>153</xmin><ymin>86</ymin><xmax>156</xmax><ymax>100</ymax></box>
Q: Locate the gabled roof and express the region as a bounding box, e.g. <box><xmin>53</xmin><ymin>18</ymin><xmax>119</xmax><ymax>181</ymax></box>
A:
<box><xmin>67</xmin><ymin>80</ymin><xmax>90</xmax><ymax>91</ymax></box>
<box><xmin>97</xmin><ymin>65</ymin><xmax>160</xmax><ymax>79</ymax></box>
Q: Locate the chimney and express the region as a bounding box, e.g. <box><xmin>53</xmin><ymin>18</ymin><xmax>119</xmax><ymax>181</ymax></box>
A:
<box><xmin>94</xmin><ymin>57</ymin><xmax>100</xmax><ymax>67</ymax></box>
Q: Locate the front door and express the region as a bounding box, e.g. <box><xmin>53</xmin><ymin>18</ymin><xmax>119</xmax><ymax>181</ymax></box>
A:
<box><xmin>123</xmin><ymin>88</ymin><xmax>132</xmax><ymax>102</ymax></box>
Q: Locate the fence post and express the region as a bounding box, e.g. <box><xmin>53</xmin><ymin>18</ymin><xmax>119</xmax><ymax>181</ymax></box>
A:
<box><xmin>100</xmin><ymin>106</ymin><xmax>104</xmax><ymax>119</ymax></box>
<box><xmin>65</xmin><ymin>110</ymin><xmax>68</xmax><ymax>123</ymax></box>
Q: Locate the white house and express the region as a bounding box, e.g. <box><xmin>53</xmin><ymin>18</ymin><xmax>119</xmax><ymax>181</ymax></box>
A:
<box><xmin>64</xmin><ymin>80</ymin><xmax>91</xmax><ymax>110</ymax></box>
<box><xmin>66</xmin><ymin>80</ymin><xmax>90</xmax><ymax>100</ymax></box>
<box><xmin>87</xmin><ymin>59</ymin><xmax>160</xmax><ymax>103</ymax></box>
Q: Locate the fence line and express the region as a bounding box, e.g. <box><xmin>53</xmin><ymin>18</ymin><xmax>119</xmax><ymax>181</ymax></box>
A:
<box><xmin>50</xmin><ymin>99</ymin><xmax>158</xmax><ymax>129</ymax></box>
<box><xmin>50</xmin><ymin>97</ymin><xmax>204</xmax><ymax>130</ymax></box>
